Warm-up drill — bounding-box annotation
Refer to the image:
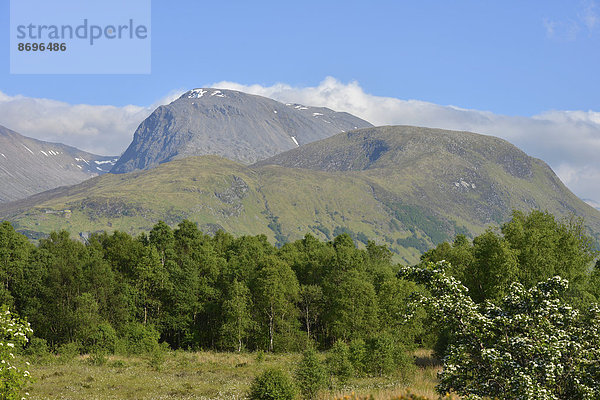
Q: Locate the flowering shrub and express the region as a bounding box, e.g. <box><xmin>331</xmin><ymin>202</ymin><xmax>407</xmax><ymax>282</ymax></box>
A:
<box><xmin>400</xmin><ymin>261</ymin><xmax>600</xmax><ymax>400</ymax></box>
<box><xmin>1</xmin><ymin>305</ymin><xmax>33</xmax><ymax>399</ymax></box>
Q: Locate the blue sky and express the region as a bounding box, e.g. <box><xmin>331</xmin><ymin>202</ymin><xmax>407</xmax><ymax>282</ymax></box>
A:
<box><xmin>1</xmin><ymin>0</ymin><xmax>600</xmax><ymax>203</ymax></box>
<box><xmin>1</xmin><ymin>0</ymin><xmax>599</xmax><ymax>115</ymax></box>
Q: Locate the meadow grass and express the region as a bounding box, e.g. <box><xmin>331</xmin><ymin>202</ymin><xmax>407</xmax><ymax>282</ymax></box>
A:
<box><xmin>24</xmin><ymin>349</ymin><xmax>446</xmax><ymax>400</ymax></box>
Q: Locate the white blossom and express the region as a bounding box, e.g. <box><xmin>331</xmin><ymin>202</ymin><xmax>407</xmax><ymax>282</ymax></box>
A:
<box><xmin>400</xmin><ymin>262</ymin><xmax>600</xmax><ymax>400</ymax></box>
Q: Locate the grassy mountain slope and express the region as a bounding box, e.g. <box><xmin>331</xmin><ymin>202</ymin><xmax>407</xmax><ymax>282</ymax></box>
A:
<box><xmin>258</xmin><ymin>126</ymin><xmax>600</xmax><ymax>233</ymax></box>
<box><xmin>2</xmin><ymin>126</ymin><xmax>599</xmax><ymax>264</ymax></box>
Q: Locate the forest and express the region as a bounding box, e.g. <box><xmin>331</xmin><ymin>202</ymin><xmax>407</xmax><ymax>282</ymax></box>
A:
<box><xmin>1</xmin><ymin>210</ymin><xmax>600</xmax><ymax>399</ymax></box>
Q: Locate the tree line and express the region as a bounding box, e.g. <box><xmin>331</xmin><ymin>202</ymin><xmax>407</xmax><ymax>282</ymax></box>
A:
<box><xmin>0</xmin><ymin>219</ymin><xmax>422</xmax><ymax>354</ymax></box>
<box><xmin>0</xmin><ymin>209</ymin><xmax>598</xmax><ymax>356</ymax></box>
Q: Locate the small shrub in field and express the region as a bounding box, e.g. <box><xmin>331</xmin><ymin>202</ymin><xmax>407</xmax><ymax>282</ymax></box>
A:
<box><xmin>78</xmin><ymin>321</ymin><xmax>117</xmax><ymax>354</ymax></box>
<box><xmin>249</xmin><ymin>368</ymin><xmax>296</xmax><ymax>400</ymax></box>
<box><xmin>118</xmin><ymin>323</ymin><xmax>159</xmax><ymax>355</ymax></box>
<box><xmin>255</xmin><ymin>350</ymin><xmax>265</xmax><ymax>364</ymax></box>
<box><xmin>349</xmin><ymin>338</ymin><xmax>367</xmax><ymax>375</ymax></box>
<box><xmin>295</xmin><ymin>347</ymin><xmax>326</xmax><ymax>399</ymax></box>
<box><xmin>108</xmin><ymin>359</ymin><xmax>127</xmax><ymax>368</ymax></box>
<box><xmin>88</xmin><ymin>349</ymin><xmax>108</xmax><ymax>366</ymax></box>
<box><xmin>57</xmin><ymin>342</ymin><xmax>80</xmax><ymax>363</ymax></box>
<box><xmin>148</xmin><ymin>342</ymin><xmax>169</xmax><ymax>371</ymax></box>
<box><xmin>365</xmin><ymin>333</ymin><xmax>411</xmax><ymax>377</ymax></box>
<box><xmin>24</xmin><ymin>336</ymin><xmax>51</xmax><ymax>362</ymax></box>
<box><xmin>327</xmin><ymin>340</ymin><xmax>354</xmax><ymax>384</ymax></box>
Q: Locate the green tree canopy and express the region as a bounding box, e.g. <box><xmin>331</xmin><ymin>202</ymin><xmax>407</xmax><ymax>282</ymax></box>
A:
<box><xmin>422</xmin><ymin>210</ymin><xmax>598</xmax><ymax>305</ymax></box>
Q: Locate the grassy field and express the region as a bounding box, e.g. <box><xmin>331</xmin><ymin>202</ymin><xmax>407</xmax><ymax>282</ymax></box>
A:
<box><xmin>23</xmin><ymin>349</ymin><xmax>446</xmax><ymax>400</ymax></box>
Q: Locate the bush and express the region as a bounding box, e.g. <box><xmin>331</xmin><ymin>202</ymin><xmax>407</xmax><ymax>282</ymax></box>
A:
<box><xmin>148</xmin><ymin>342</ymin><xmax>169</xmax><ymax>371</ymax></box>
<box><xmin>88</xmin><ymin>322</ymin><xmax>117</xmax><ymax>354</ymax></box>
<box><xmin>56</xmin><ymin>342</ymin><xmax>80</xmax><ymax>363</ymax></box>
<box><xmin>118</xmin><ymin>323</ymin><xmax>160</xmax><ymax>355</ymax></box>
<box><xmin>295</xmin><ymin>347</ymin><xmax>326</xmax><ymax>399</ymax></box>
<box><xmin>349</xmin><ymin>338</ymin><xmax>367</xmax><ymax>375</ymax></box>
<box><xmin>249</xmin><ymin>368</ymin><xmax>296</xmax><ymax>400</ymax></box>
<box><xmin>76</xmin><ymin>321</ymin><xmax>117</xmax><ymax>355</ymax></box>
<box><xmin>255</xmin><ymin>350</ymin><xmax>265</xmax><ymax>364</ymax></box>
<box><xmin>0</xmin><ymin>306</ymin><xmax>33</xmax><ymax>399</ymax></box>
<box><xmin>24</xmin><ymin>337</ymin><xmax>50</xmax><ymax>359</ymax></box>
<box><xmin>401</xmin><ymin>262</ymin><xmax>600</xmax><ymax>400</ymax></box>
<box><xmin>88</xmin><ymin>349</ymin><xmax>108</xmax><ymax>366</ymax></box>
<box><xmin>327</xmin><ymin>340</ymin><xmax>354</xmax><ymax>384</ymax></box>
<box><xmin>365</xmin><ymin>333</ymin><xmax>411</xmax><ymax>377</ymax></box>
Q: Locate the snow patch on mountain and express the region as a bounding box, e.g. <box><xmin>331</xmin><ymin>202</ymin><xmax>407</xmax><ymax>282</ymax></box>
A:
<box><xmin>454</xmin><ymin>179</ymin><xmax>476</xmax><ymax>189</ymax></box>
<box><xmin>187</xmin><ymin>89</ymin><xmax>207</xmax><ymax>98</ymax></box>
<box><xmin>22</xmin><ymin>144</ymin><xmax>34</xmax><ymax>154</ymax></box>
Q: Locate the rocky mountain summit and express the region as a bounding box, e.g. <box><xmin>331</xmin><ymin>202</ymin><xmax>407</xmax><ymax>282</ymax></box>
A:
<box><xmin>110</xmin><ymin>88</ymin><xmax>372</xmax><ymax>173</ymax></box>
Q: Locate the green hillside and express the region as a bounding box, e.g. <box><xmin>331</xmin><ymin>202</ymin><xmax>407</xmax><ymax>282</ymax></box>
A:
<box><xmin>2</xmin><ymin>126</ymin><xmax>599</xmax><ymax>264</ymax></box>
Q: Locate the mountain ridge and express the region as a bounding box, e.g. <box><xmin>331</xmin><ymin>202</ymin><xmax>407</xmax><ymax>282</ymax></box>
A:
<box><xmin>0</xmin><ymin>124</ymin><xmax>117</xmax><ymax>203</ymax></box>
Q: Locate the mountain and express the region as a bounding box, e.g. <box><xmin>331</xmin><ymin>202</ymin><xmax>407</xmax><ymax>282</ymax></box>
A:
<box><xmin>2</xmin><ymin>126</ymin><xmax>599</xmax><ymax>263</ymax></box>
<box><xmin>584</xmin><ymin>199</ymin><xmax>600</xmax><ymax>211</ymax></box>
<box><xmin>0</xmin><ymin>125</ymin><xmax>117</xmax><ymax>203</ymax></box>
<box><xmin>110</xmin><ymin>88</ymin><xmax>372</xmax><ymax>173</ymax></box>
<box><xmin>256</xmin><ymin>125</ymin><xmax>600</xmax><ymax>230</ymax></box>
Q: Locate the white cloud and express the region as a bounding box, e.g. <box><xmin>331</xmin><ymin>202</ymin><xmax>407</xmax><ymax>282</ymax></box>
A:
<box><xmin>580</xmin><ymin>0</ymin><xmax>600</xmax><ymax>31</ymax></box>
<box><xmin>543</xmin><ymin>18</ymin><xmax>580</xmax><ymax>41</ymax></box>
<box><xmin>544</xmin><ymin>1</ymin><xmax>599</xmax><ymax>40</ymax></box>
<box><xmin>0</xmin><ymin>89</ymin><xmax>184</xmax><ymax>156</ymax></box>
<box><xmin>213</xmin><ymin>77</ymin><xmax>600</xmax><ymax>203</ymax></box>
<box><xmin>584</xmin><ymin>198</ymin><xmax>600</xmax><ymax>210</ymax></box>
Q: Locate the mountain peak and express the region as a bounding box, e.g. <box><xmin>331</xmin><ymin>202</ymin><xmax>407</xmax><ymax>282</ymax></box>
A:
<box><xmin>111</xmin><ymin>89</ymin><xmax>373</xmax><ymax>173</ymax></box>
